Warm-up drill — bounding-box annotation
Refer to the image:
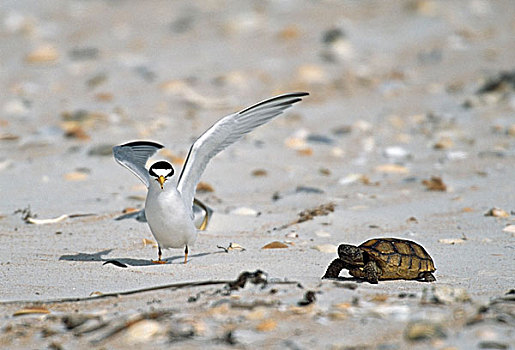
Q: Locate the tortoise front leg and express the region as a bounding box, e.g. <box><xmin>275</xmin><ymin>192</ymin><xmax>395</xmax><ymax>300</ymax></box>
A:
<box><xmin>322</xmin><ymin>259</ymin><xmax>346</xmax><ymax>279</ymax></box>
<box><xmin>363</xmin><ymin>261</ymin><xmax>379</xmax><ymax>284</ymax></box>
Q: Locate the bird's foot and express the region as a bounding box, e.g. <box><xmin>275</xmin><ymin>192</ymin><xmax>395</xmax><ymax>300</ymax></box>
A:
<box><xmin>151</xmin><ymin>259</ymin><xmax>167</xmax><ymax>264</ymax></box>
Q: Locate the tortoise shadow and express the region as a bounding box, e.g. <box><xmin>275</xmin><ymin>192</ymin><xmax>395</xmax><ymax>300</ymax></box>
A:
<box><xmin>322</xmin><ymin>276</ymin><xmax>367</xmax><ymax>284</ymax></box>
<box><xmin>59</xmin><ymin>249</ymin><xmax>224</xmax><ymax>267</ymax></box>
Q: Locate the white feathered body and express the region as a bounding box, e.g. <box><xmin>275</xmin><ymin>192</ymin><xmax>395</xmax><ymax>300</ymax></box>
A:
<box><xmin>145</xmin><ymin>180</ymin><xmax>197</xmax><ymax>249</ymax></box>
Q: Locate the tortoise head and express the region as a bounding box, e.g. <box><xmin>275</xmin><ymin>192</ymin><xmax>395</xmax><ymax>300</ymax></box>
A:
<box><xmin>338</xmin><ymin>244</ymin><xmax>364</xmax><ymax>266</ymax></box>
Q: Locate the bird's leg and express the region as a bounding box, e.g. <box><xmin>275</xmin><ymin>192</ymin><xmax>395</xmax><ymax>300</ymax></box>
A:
<box><xmin>152</xmin><ymin>245</ymin><xmax>167</xmax><ymax>264</ymax></box>
<box><xmin>184</xmin><ymin>245</ymin><xmax>189</xmax><ymax>264</ymax></box>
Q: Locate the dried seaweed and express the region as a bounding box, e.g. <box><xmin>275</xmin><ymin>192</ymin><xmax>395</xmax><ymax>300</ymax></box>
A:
<box><xmin>278</xmin><ymin>202</ymin><xmax>335</xmax><ymax>229</ymax></box>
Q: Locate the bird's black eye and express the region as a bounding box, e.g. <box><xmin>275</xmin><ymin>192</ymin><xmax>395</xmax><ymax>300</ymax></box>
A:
<box><xmin>149</xmin><ymin>161</ymin><xmax>174</xmax><ymax>178</ymax></box>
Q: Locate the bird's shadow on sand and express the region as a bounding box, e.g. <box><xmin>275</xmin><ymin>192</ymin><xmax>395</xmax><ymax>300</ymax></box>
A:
<box><xmin>59</xmin><ymin>249</ymin><xmax>223</xmax><ymax>267</ymax></box>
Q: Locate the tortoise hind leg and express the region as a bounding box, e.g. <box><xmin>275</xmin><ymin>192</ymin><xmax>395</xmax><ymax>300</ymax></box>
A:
<box><xmin>420</xmin><ymin>271</ymin><xmax>436</xmax><ymax>282</ymax></box>
<box><xmin>363</xmin><ymin>261</ymin><xmax>379</xmax><ymax>284</ymax></box>
<box><xmin>322</xmin><ymin>259</ymin><xmax>346</xmax><ymax>279</ymax></box>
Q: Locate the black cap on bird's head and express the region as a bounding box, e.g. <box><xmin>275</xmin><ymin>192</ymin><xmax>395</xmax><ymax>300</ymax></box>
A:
<box><xmin>149</xmin><ymin>161</ymin><xmax>174</xmax><ymax>189</ymax></box>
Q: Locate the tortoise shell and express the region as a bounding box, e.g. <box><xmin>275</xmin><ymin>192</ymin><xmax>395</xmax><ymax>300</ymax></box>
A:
<box><xmin>356</xmin><ymin>238</ymin><xmax>435</xmax><ymax>279</ymax></box>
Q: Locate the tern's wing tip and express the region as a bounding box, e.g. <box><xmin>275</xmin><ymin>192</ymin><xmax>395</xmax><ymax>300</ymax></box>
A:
<box><xmin>116</xmin><ymin>140</ymin><xmax>165</xmax><ymax>149</ymax></box>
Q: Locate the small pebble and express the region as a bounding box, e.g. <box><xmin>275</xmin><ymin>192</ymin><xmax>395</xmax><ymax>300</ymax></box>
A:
<box><xmin>296</xmin><ymin>64</ymin><xmax>328</xmax><ymax>85</ymax></box>
<box><xmin>422</xmin><ymin>176</ymin><xmax>447</xmax><ymax>191</ymax></box>
<box><xmin>296</xmin><ymin>186</ymin><xmax>324</xmax><ymax>194</ymax></box>
<box><xmin>88</xmin><ymin>144</ymin><xmax>114</xmax><ymax>157</ymax></box>
<box><xmin>434</xmin><ymin>137</ymin><xmax>454</xmax><ymax>149</ymax></box>
<box><xmin>306</xmin><ymin>134</ymin><xmax>334</xmax><ymax>145</ymax></box>
<box><xmin>251</xmin><ymin>169</ymin><xmax>267</xmax><ymax>177</ymax></box>
<box><xmin>68</xmin><ymin>47</ymin><xmax>99</xmax><ymax>60</ymax></box>
<box><xmin>478</xmin><ymin>341</ymin><xmax>508</xmax><ymax>350</ymax></box>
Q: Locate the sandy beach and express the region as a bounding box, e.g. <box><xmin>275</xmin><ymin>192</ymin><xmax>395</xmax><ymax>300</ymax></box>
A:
<box><xmin>0</xmin><ymin>1</ymin><xmax>514</xmax><ymax>348</ymax></box>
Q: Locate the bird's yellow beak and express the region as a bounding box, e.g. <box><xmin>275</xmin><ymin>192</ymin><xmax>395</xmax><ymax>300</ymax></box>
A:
<box><xmin>158</xmin><ymin>175</ymin><xmax>166</xmax><ymax>189</ymax></box>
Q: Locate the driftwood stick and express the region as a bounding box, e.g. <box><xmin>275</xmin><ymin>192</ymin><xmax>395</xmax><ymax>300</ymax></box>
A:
<box><xmin>0</xmin><ymin>278</ymin><xmax>298</xmax><ymax>305</ymax></box>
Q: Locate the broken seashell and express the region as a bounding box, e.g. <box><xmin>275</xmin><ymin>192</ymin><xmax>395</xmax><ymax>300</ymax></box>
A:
<box><xmin>228</xmin><ymin>242</ymin><xmax>245</xmax><ymax>251</ymax></box>
<box><xmin>438</xmin><ymin>238</ymin><xmax>466</xmax><ymax>245</ymax></box>
<box><xmin>64</xmin><ymin>172</ymin><xmax>88</xmax><ymax>181</ymax></box>
<box><xmin>375</xmin><ymin>164</ymin><xmax>409</xmax><ymax>174</ymax></box>
<box><xmin>312</xmin><ymin>244</ymin><xmax>337</xmax><ymax>253</ymax></box>
<box><xmin>339</xmin><ymin>173</ymin><xmax>363</xmax><ymax>185</ymax></box>
<box><xmin>142</xmin><ymin>238</ymin><xmax>157</xmax><ymax>247</ymax></box>
<box><xmin>13</xmin><ymin>307</ymin><xmax>50</xmax><ymax>316</ymax></box>
<box><xmin>502</xmin><ymin>225</ymin><xmax>515</xmax><ymax>236</ymax></box>
<box><xmin>315</xmin><ymin>230</ymin><xmax>331</xmax><ymax>237</ymax></box>
<box><xmin>25</xmin><ymin>45</ymin><xmax>59</xmax><ymax>63</ymax></box>
<box><xmin>296</xmin><ymin>147</ymin><xmax>313</xmax><ymax>156</ymax></box>
<box><xmin>255</xmin><ymin>319</ymin><xmax>277</xmax><ymax>332</ymax></box>
<box><xmin>125</xmin><ymin>320</ymin><xmax>162</xmax><ymax>344</ymax></box>
<box><xmin>26</xmin><ymin>215</ymin><xmax>68</xmax><ymax>225</ymax></box>
<box><xmin>230</xmin><ymin>207</ymin><xmax>259</xmax><ymax>216</ymax></box>
<box><xmin>484</xmin><ymin>208</ymin><xmax>510</xmax><ymax>218</ymax></box>
<box><xmin>383</xmin><ymin>146</ymin><xmax>410</xmax><ymax>159</ymax></box>
<box><xmin>261</xmin><ymin>241</ymin><xmax>288</xmax><ymax>249</ymax></box>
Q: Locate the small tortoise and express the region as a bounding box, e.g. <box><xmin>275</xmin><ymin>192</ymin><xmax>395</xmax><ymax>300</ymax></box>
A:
<box><xmin>322</xmin><ymin>238</ymin><xmax>436</xmax><ymax>284</ymax></box>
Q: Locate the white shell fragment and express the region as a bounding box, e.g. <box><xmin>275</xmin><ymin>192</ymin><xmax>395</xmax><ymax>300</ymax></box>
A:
<box><xmin>26</xmin><ymin>214</ymin><xmax>69</xmax><ymax>225</ymax></box>
<box><xmin>438</xmin><ymin>238</ymin><xmax>466</xmax><ymax>245</ymax></box>
<box><xmin>125</xmin><ymin>320</ymin><xmax>162</xmax><ymax>344</ymax></box>
<box><xmin>230</xmin><ymin>207</ymin><xmax>259</xmax><ymax>216</ymax></box>
<box><xmin>312</xmin><ymin>244</ymin><xmax>338</xmax><ymax>253</ymax></box>
<box><xmin>502</xmin><ymin>225</ymin><xmax>515</xmax><ymax>236</ymax></box>
<box><xmin>383</xmin><ymin>146</ymin><xmax>410</xmax><ymax>159</ymax></box>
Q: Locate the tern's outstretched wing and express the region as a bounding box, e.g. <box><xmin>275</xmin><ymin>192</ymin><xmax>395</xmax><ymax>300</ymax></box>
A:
<box><xmin>176</xmin><ymin>92</ymin><xmax>309</xmax><ymax>213</ymax></box>
<box><xmin>113</xmin><ymin>141</ymin><xmax>164</xmax><ymax>188</ymax></box>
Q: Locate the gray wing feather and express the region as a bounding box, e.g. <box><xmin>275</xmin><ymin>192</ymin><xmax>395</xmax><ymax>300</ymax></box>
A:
<box><xmin>176</xmin><ymin>92</ymin><xmax>308</xmax><ymax>213</ymax></box>
<box><xmin>113</xmin><ymin>141</ymin><xmax>164</xmax><ymax>188</ymax></box>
